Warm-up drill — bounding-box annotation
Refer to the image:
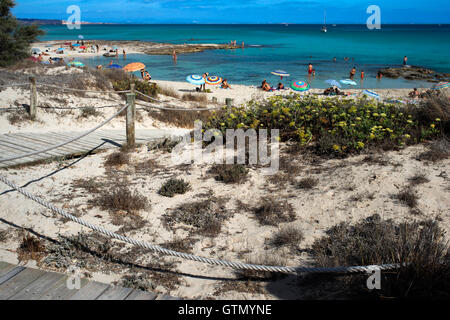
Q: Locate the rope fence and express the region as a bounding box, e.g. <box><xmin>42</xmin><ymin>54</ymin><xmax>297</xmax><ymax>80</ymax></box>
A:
<box><xmin>136</xmin><ymin>91</ymin><xmax>222</xmax><ymax>111</ymax></box>
<box><xmin>0</xmin><ymin>174</ymin><xmax>400</xmax><ymax>275</ymax></box>
<box><xmin>0</xmin><ymin>103</ymin><xmax>128</xmax><ymax>163</ymax></box>
<box><xmin>0</xmin><ymin>80</ymin><xmax>404</xmax><ymax>276</ymax></box>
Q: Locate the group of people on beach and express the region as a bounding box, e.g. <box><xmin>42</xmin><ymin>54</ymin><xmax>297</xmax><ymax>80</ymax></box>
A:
<box><xmin>261</xmin><ymin>80</ymin><xmax>285</xmax><ymax>92</ymax></box>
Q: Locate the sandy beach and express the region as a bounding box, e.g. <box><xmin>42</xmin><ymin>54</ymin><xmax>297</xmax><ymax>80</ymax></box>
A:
<box><xmin>0</xmin><ymin>50</ymin><xmax>449</xmax><ymax>300</ymax></box>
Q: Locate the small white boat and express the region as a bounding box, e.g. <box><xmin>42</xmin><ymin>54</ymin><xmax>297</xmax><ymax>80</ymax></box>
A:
<box><xmin>321</xmin><ymin>10</ymin><xmax>327</xmax><ymax>33</ymax></box>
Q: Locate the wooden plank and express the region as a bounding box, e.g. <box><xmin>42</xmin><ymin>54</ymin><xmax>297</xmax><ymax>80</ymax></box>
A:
<box><xmin>8</xmin><ymin>271</ymin><xmax>65</xmax><ymax>300</ymax></box>
<box><xmin>156</xmin><ymin>294</ymin><xmax>181</xmax><ymax>300</ymax></box>
<box><xmin>125</xmin><ymin>290</ymin><xmax>157</xmax><ymax>300</ymax></box>
<box><xmin>0</xmin><ymin>141</ymin><xmax>48</xmax><ymax>162</ymax></box>
<box><xmin>69</xmin><ymin>281</ymin><xmax>109</xmax><ymax>300</ymax></box>
<box><xmin>12</xmin><ymin>133</ymin><xmax>84</xmax><ymax>157</ymax></box>
<box><xmin>45</xmin><ymin>132</ymin><xmax>109</xmax><ymax>152</ymax></box>
<box><xmin>96</xmin><ymin>285</ymin><xmax>133</xmax><ymax>300</ymax></box>
<box><xmin>0</xmin><ymin>266</ymin><xmax>26</xmax><ymax>285</ymax></box>
<box><xmin>0</xmin><ymin>267</ymin><xmax>45</xmax><ymax>299</ymax></box>
<box><xmin>0</xmin><ymin>262</ymin><xmax>19</xmax><ymax>279</ymax></box>
<box><xmin>39</xmin><ymin>277</ymin><xmax>89</xmax><ymax>300</ymax></box>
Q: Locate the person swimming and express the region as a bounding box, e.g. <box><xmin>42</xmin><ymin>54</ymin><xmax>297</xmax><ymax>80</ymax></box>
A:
<box><xmin>308</xmin><ymin>63</ymin><xmax>313</xmax><ymax>76</ymax></box>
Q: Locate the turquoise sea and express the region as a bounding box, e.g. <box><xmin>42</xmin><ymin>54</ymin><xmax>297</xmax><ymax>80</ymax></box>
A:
<box><xmin>39</xmin><ymin>24</ymin><xmax>450</xmax><ymax>89</ymax></box>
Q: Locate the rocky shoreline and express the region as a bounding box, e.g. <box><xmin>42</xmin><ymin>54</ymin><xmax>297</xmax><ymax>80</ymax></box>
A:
<box><xmin>35</xmin><ymin>40</ymin><xmax>240</xmax><ymax>56</ymax></box>
<box><xmin>379</xmin><ymin>65</ymin><xmax>450</xmax><ymax>83</ymax></box>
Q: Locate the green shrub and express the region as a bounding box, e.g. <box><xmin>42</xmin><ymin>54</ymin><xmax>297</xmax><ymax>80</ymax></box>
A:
<box><xmin>204</xmin><ymin>95</ymin><xmax>444</xmax><ymax>156</ymax></box>
<box><xmin>113</xmin><ymin>78</ymin><xmax>158</xmax><ymax>99</ymax></box>
<box><xmin>311</xmin><ymin>215</ymin><xmax>450</xmax><ymax>299</ymax></box>
<box><xmin>209</xmin><ymin>164</ymin><xmax>249</xmax><ymax>184</ymax></box>
<box><xmin>158</xmin><ymin>178</ymin><xmax>191</xmax><ymax>197</ymax></box>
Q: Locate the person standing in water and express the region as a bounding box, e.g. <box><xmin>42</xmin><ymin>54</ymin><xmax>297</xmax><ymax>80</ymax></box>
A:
<box><xmin>172</xmin><ymin>49</ymin><xmax>177</xmax><ymax>64</ymax></box>
<box><xmin>123</xmin><ymin>49</ymin><xmax>126</xmax><ymax>60</ymax></box>
<box><xmin>403</xmin><ymin>56</ymin><xmax>408</xmax><ymax>66</ymax></box>
<box><xmin>350</xmin><ymin>67</ymin><xmax>356</xmax><ymax>80</ymax></box>
<box><xmin>308</xmin><ymin>63</ymin><xmax>313</xmax><ymax>79</ymax></box>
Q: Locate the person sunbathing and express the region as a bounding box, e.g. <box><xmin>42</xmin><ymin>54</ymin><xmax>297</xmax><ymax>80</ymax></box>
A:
<box><xmin>261</xmin><ymin>80</ymin><xmax>271</xmax><ymax>91</ymax></box>
<box><xmin>323</xmin><ymin>87</ymin><xmax>335</xmax><ymax>95</ymax></box>
<box><xmin>277</xmin><ymin>83</ymin><xmax>285</xmax><ymax>90</ymax></box>
<box><xmin>221</xmin><ymin>79</ymin><xmax>231</xmax><ymax>89</ymax></box>
<box><xmin>409</xmin><ymin>88</ymin><xmax>420</xmax><ymax>98</ymax></box>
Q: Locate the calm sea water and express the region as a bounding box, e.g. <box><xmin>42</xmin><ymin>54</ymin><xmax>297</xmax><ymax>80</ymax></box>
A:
<box><xmin>39</xmin><ymin>24</ymin><xmax>450</xmax><ymax>89</ymax></box>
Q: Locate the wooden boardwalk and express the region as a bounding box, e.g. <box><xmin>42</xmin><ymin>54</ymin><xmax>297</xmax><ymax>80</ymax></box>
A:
<box><xmin>0</xmin><ymin>129</ymin><xmax>184</xmax><ymax>168</ymax></box>
<box><xmin>0</xmin><ymin>261</ymin><xmax>179</xmax><ymax>300</ymax></box>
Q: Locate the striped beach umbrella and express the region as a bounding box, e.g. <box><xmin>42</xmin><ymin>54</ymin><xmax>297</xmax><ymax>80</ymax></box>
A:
<box><xmin>431</xmin><ymin>81</ymin><xmax>449</xmax><ymax>90</ymax></box>
<box><xmin>325</xmin><ymin>79</ymin><xmax>341</xmax><ymax>88</ymax></box>
<box><xmin>123</xmin><ymin>62</ymin><xmax>145</xmax><ymax>72</ymax></box>
<box><xmin>186</xmin><ymin>75</ymin><xmax>205</xmax><ymax>85</ymax></box>
<box><xmin>363</xmin><ymin>89</ymin><xmax>380</xmax><ymax>100</ymax></box>
<box><xmin>340</xmin><ymin>79</ymin><xmax>357</xmax><ymax>86</ymax></box>
<box><xmin>271</xmin><ymin>70</ymin><xmax>290</xmax><ymax>80</ymax></box>
<box><xmin>68</xmin><ymin>61</ymin><xmax>85</xmax><ymax>68</ymax></box>
<box><xmin>205</xmin><ymin>76</ymin><xmax>222</xmax><ymax>85</ymax></box>
<box><xmin>291</xmin><ymin>80</ymin><xmax>310</xmax><ymax>92</ymax></box>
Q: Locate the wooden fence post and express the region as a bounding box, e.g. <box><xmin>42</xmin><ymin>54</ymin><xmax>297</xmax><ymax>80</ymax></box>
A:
<box><xmin>29</xmin><ymin>77</ymin><xmax>37</xmax><ymax>120</ymax></box>
<box><xmin>126</xmin><ymin>92</ymin><xmax>136</xmax><ymax>148</ymax></box>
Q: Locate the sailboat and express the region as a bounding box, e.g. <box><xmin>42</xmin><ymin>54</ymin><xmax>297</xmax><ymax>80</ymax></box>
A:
<box><xmin>321</xmin><ymin>10</ymin><xmax>327</xmax><ymax>33</ymax></box>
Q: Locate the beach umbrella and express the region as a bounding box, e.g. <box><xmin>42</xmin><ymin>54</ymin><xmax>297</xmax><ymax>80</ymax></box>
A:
<box><xmin>325</xmin><ymin>79</ymin><xmax>341</xmax><ymax>88</ymax></box>
<box><xmin>340</xmin><ymin>79</ymin><xmax>357</xmax><ymax>86</ymax></box>
<box><xmin>72</xmin><ymin>44</ymin><xmax>81</xmax><ymax>47</ymax></box>
<box><xmin>271</xmin><ymin>70</ymin><xmax>290</xmax><ymax>80</ymax></box>
<box><xmin>362</xmin><ymin>89</ymin><xmax>380</xmax><ymax>100</ymax></box>
<box><xmin>31</xmin><ymin>48</ymin><xmax>41</xmax><ymax>54</ymax></box>
<box><xmin>123</xmin><ymin>62</ymin><xmax>146</xmax><ymax>72</ymax></box>
<box><xmin>107</xmin><ymin>64</ymin><xmax>123</xmax><ymax>69</ymax></box>
<box><xmin>205</xmin><ymin>76</ymin><xmax>222</xmax><ymax>85</ymax></box>
<box><xmin>431</xmin><ymin>81</ymin><xmax>449</xmax><ymax>90</ymax></box>
<box><xmin>68</xmin><ymin>61</ymin><xmax>85</xmax><ymax>68</ymax></box>
<box><xmin>291</xmin><ymin>80</ymin><xmax>310</xmax><ymax>92</ymax></box>
<box><xmin>186</xmin><ymin>75</ymin><xmax>205</xmax><ymax>85</ymax></box>
<box><xmin>57</xmin><ymin>48</ymin><xmax>64</xmax><ymax>52</ymax></box>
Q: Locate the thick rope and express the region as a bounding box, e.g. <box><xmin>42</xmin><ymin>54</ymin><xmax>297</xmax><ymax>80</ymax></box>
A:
<box><xmin>37</xmin><ymin>83</ymin><xmax>131</xmax><ymax>94</ymax></box>
<box><xmin>0</xmin><ymin>104</ymin><xmax>128</xmax><ymax>163</ymax></box>
<box><xmin>136</xmin><ymin>91</ymin><xmax>221</xmax><ymax>111</ymax></box>
<box><xmin>0</xmin><ymin>174</ymin><xmax>400</xmax><ymax>274</ymax></box>
<box><xmin>0</xmin><ymin>83</ymin><xmax>30</xmax><ymax>88</ymax></box>
<box><xmin>37</xmin><ymin>104</ymin><xmax>124</xmax><ymax>110</ymax></box>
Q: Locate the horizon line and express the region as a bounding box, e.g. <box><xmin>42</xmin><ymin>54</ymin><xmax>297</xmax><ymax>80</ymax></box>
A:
<box><xmin>18</xmin><ymin>19</ymin><xmax>450</xmax><ymax>26</ymax></box>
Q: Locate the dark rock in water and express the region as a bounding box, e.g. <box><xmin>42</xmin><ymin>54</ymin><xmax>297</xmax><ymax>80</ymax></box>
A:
<box><xmin>379</xmin><ymin>66</ymin><xmax>449</xmax><ymax>83</ymax></box>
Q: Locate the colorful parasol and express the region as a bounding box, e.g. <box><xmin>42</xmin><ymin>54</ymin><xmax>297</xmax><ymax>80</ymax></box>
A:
<box><xmin>431</xmin><ymin>81</ymin><xmax>449</xmax><ymax>90</ymax></box>
<box><xmin>325</xmin><ymin>79</ymin><xmax>341</xmax><ymax>88</ymax></box>
<box><xmin>123</xmin><ymin>62</ymin><xmax>146</xmax><ymax>72</ymax></box>
<box><xmin>362</xmin><ymin>89</ymin><xmax>380</xmax><ymax>100</ymax></box>
<box><xmin>271</xmin><ymin>70</ymin><xmax>290</xmax><ymax>80</ymax></box>
<box><xmin>205</xmin><ymin>76</ymin><xmax>223</xmax><ymax>85</ymax></box>
<box><xmin>186</xmin><ymin>75</ymin><xmax>205</xmax><ymax>85</ymax></box>
<box><xmin>291</xmin><ymin>80</ymin><xmax>310</xmax><ymax>92</ymax></box>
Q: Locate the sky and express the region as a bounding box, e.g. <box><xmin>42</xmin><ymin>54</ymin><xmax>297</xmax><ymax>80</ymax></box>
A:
<box><xmin>12</xmin><ymin>0</ymin><xmax>450</xmax><ymax>24</ymax></box>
